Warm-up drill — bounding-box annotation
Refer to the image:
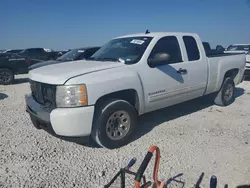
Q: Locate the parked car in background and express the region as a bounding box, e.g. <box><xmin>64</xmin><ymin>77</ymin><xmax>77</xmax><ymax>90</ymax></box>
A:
<box><xmin>19</xmin><ymin>48</ymin><xmax>64</xmax><ymax>61</ymax></box>
<box><xmin>2</xmin><ymin>49</ymin><xmax>23</xmax><ymax>54</ymax></box>
<box><xmin>225</xmin><ymin>44</ymin><xmax>250</xmax><ymax>54</ymax></box>
<box><xmin>224</xmin><ymin>44</ymin><xmax>250</xmax><ymax>78</ymax></box>
<box><xmin>245</xmin><ymin>51</ymin><xmax>250</xmax><ymax>78</ymax></box>
<box><xmin>28</xmin><ymin>46</ymin><xmax>101</xmax><ymax>71</ymax></box>
<box><xmin>26</xmin><ymin>32</ymin><xmax>246</xmax><ymax>149</ymax></box>
<box><xmin>0</xmin><ymin>53</ymin><xmax>34</xmax><ymax>85</ymax></box>
<box><xmin>216</xmin><ymin>45</ymin><xmax>225</xmax><ymax>52</ymax></box>
<box><xmin>202</xmin><ymin>42</ymin><xmax>225</xmax><ymax>55</ymax></box>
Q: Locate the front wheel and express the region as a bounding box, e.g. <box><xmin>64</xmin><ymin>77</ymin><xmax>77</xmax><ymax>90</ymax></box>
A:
<box><xmin>214</xmin><ymin>77</ymin><xmax>235</xmax><ymax>106</ymax></box>
<box><xmin>92</xmin><ymin>99</ymin><xmax>137</xmax><ymax>149</ymax></box>
<box><xmin>0</xmin><ymin>68</ymin><xmax>14</xmax><ymax>85</ymax></box>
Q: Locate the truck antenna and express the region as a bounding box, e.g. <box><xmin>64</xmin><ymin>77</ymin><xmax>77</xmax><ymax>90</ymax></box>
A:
<box><xmin>145</xmin><ymin>29</ymin><xmax>150</xmax><ymax>34</ymax></box>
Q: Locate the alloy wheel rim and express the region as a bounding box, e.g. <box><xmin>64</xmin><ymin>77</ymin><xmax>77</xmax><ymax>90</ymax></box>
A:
<box><xmin>106</xmin><ymin>110</ymin><xmax>131</xmax><ymax>140</ymax></box>
<box><xmin>0</xmin><ymin>71</ymin><xmax>11</xmax><ymax>83</ymax></box>
<box><xmin>224</xmin><ymin>84</ymin><xmax>234</xmax><ymax>101</ymax></box>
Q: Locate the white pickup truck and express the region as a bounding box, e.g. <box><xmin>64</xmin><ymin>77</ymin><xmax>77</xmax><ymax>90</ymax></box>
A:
<box><xmin>25</xmin><ymin>32</ymin><xmax>246</xmax><ymax>149</ymax></box>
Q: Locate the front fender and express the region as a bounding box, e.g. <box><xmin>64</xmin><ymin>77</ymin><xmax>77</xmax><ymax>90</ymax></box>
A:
<box><xmin>65</xmin><ymin>67</ymin><xmax>145</xmax><ymax>114</ymax></box>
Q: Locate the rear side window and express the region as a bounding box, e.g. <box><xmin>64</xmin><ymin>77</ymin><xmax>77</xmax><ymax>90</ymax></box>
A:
<box><xmin>0</xmin><ymin>54</ymin><xmax>9</xmax><ymax>58</ymax></box>
<box><xmin>26</xmin><ymin>49</ymin><xmax>36</xmax><ymax>53</ymax></box>
<box><xmin>25</xmin><ymin>49</ymin><xmax>32</xmax><ymax>52</ymax></box>
<box><xmin>35</xmin><ymin>48</ymin><xmax>44</xmax><ymax>53</ymax></box>
<box><xmin>10</xmin><ymin>54</ymin><xmax>18</xmax><ymax>58</ymax></box>
<box><xmin>183</xmin><ymin>36</ymin><xmax>200</xmax><ymax>61</ymax></box>
<box><xmin>149</xmin><ymin>36</ymin><xmax>182</xmax><ymax>64</ymax></box>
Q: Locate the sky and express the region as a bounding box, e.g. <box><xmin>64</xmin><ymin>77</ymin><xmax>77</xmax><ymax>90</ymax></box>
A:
<box><xmin>1</xmin><ymin>0</ymin><xmax>250</xmax><ymax>50</ymax></box>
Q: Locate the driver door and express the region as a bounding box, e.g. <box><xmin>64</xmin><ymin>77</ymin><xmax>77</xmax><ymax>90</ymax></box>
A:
<box><xmin>136</xmin><ymin>36</ymin><xmax>190</xmax><ymax>113</ymax></box>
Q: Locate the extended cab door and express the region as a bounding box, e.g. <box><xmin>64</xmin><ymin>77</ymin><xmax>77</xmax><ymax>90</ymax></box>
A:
<box><xmin>136</xmin><ymin>36</ymin><xmax>191</xmax><ymax>113</ymax></box>
<box><xmin>7</xmin><ymin>54</ymin><xmax>29</xmax><ymax>74</ymax></box>
<box><xmin>181</xmin><ymin>35</ymin><xmax>208</xmax><ymax>99</ymax></box>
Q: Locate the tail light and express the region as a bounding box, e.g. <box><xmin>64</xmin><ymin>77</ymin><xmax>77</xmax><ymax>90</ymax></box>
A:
<box><xmin>25</xmin><ymin>59</ymin><xmax>30</xmax><ymax>65</ymax></box>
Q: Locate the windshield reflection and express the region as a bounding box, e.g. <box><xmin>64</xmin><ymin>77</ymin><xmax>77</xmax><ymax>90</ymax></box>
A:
<box><xmin>90</xmin><ymin>36</ymin><xmax>153</xmax><ymax>63</ymax></box>
<box><xmin>57</xmin><ymin>49</ymin><xmax>85</xmax><ymax>61</ymax></box>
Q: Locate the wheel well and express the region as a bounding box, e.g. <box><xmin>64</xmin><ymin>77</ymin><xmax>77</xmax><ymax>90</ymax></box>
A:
<box><xmin>224</xmin><ymin>69</ymin><xmax>239</xmax><ymax>81</ymax></box>
<box><xmin>0</xmin><ymin>67</ymin><xmax>14</xmax><ymax>73</ymax></box>
<box><xmin>95</xmin><ymin>89</ymin><xmax>139</xmax><ymax>113</ymax></box>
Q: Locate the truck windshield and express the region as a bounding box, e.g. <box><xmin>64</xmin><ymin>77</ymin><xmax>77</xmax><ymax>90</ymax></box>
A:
<box><xmin>227</xmin><ymin>45</ymin><xmax>250</xmax><ymax>51</ymax></box>
<box><xmin>89</xmin><ymin>36</ymin><xmax>153</xmax><ymax>63</ymax></box>
<box><xmin>247</xmin><ymin>51</ymin><xmax>250</xmax><ymax>55</ymax></box>
<box><xmin>57</xmin><ymin>49</ymin><xmax>84</xmax><ymax>61</ymax></box>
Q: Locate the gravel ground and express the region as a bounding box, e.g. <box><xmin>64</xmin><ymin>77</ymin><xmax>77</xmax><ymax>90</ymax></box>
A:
<box><xmin>0</xmin><ymin>74</ymin><xmax>250</xmax><ymax>188</ymax></box>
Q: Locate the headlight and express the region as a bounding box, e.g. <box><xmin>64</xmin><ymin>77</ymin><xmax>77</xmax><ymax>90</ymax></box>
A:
<box><xmin>56</xmin><ymin>85</ymin><xmax>88</xmax><ymax>107</ymax></box>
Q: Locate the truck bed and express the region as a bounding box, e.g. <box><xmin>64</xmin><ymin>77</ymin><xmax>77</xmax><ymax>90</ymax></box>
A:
<box><xmin>206</xmin><ymin>52</ymin><xmax>244</xmax><ymax>58</ymax></box>
<box><xmin>205</xmin><ymin>52</ymin><xmax>246</xmax><ymax>95</ymax></box>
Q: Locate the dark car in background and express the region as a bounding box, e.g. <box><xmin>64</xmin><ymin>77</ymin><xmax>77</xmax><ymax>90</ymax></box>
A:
<box><xmin>0</xmin><ymin>53</ymin><xmax>33</xmax><ymax>85</ymax></box>
<box><xmin>19</xmin><ymin>48</ymin><xmax>64</xmax><ymax>62</ymax></box>
<box><xmin>28</xmin><ymin>46</ymin><xmax>100</xmax><ymax>71</ymax></box>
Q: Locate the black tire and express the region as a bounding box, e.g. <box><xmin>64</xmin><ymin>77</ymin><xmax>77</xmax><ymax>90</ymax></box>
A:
<box><xmin>91</xmin><ymin>99</ymin><xmax>137</xmax><ymax>149</ymax></box>
<box><xmin>214</xmin><ymin>77</ymin><xmax>235</xmax><ymax>106</ymax></box>
<box><xmin>0</xmin><ymin>68</ymin><xmax>14</xmax><ymax>85</ymax></box>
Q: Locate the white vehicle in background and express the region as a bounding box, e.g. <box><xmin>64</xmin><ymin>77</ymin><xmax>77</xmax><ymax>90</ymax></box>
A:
<box><xmin>225</xmin><ymin>44</ymin><xmax>250</xmax><ymax>54</ymax></box>
<box><xmin>25</xmin><ymin>31</ymin><xmax>246</xmax><ymax>149</ymax></box>
<box><xmin>245</xmin><ymin>51</ymin><xmax>250</xmax><ymax>77</ymax></box>
<box><xmin>224</xmin><ymin>44</ymin><xmax>250</xmax><ymax>77</ymax></box>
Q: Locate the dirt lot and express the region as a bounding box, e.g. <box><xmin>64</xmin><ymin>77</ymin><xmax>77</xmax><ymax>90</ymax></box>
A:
<box><xmin>0</xmin><ymin>75</ymin><xmax>250</xmax><ymax>188</ymax></box>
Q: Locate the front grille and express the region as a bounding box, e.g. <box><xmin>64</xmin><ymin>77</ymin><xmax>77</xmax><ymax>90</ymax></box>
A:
<box><xmin>29</xmin><ymin>80</ymin><xmax>56</xmax><ymax>111</ymax></box>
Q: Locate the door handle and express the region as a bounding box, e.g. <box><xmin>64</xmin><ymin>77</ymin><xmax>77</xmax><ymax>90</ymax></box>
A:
<box><xmin>177</xmin><ymin>68</ymin><xmax>187</xmax><ymax>74</ymax></box>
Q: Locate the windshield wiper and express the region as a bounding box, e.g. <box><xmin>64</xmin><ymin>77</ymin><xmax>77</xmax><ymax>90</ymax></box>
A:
<box><xmin>94</xmin><ymin>57</ymin><xmax>125</xmax><ymax>62</ymax></box>
<box><xmin>96</xmin><ymin>57</ymin><xmax>119</xmax><ymax>62</ymax></box>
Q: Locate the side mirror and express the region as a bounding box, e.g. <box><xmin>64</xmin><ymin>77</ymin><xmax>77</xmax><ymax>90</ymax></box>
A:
<box><xmin>148</xmin><ymin>53</ymin><xmax>170</xmax><ymax>68</ymax></box>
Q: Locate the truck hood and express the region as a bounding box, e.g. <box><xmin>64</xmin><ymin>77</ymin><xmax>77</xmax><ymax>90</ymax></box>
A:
<box><xmin>29</xmin><ymin>60</ymin><xmax>59</xmax><ymax>71</ymax></box>
<box><xmin>29</xmin><ymin>60</ymin><xmax>125</xmax><ymax>85</ymax></box>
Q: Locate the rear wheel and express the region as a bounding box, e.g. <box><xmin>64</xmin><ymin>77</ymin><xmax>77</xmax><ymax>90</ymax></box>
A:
<box><xmin>214</xmin><ymin>77</ymin><xmax>235</xmax><ymax>106</ymax></box>
<box><xmin>92</xmin><ymin>99</ymin><xmax>137</xmax><ymax>149</ymax></box>
<box><xmin>0</xmin><ymin>68</ymin><xmax>14</xmax><ymax>85</ymax></box>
